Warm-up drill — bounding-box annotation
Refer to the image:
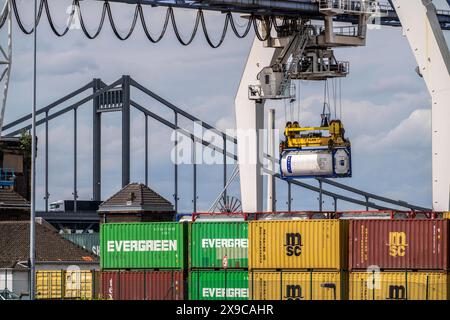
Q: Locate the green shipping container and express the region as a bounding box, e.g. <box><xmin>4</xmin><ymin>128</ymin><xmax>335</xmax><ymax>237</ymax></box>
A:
<box><xmin>190</xmin><ymin>222</ymin><xmax>248</xmax><ymax>269</ymax></box>
<box><xmin>62</xmin><ymin>233</ymin><xmax>100</xmax><ymax>256</ymax></box>
<box><xmin>100</xmin><ymin>222</ymin><xmax>187</xmax><ymax>269</ymax></box>
<box><xmin>189</xmin><ymin>270</ymin><xmax>249</xmax><ymax>300</ymax></box>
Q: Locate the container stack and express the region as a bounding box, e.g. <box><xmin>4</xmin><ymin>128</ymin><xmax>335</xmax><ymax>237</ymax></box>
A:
<box><xmin>99</xmin><ymin>222</ymin><xmax>188</xmax><ymax>300</ymax></box>
<box><xmin>188</xmin><ymin>222</ymin><xmax>249</xmax><ymax>300</ymax></box>
<box><xmin>348</xmin><ymin>219</ymin><xmax>449</xmax><ymax>300</ymax></box>
<box><xmin>248</xmin><ymin>220</ymin><xmax>349</xmax><ymax>300</ymax></box>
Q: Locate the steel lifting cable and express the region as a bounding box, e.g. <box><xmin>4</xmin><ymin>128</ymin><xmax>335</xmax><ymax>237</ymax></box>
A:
<box><xmin>5</xmin><ymin>0</ymin><xmax>276</xmax><ymax>49</ymax></box>
<box><xmin>297</xmin><ymin>80</ymin><xmax>301</xmax><ymax>122</ymax></box>
<box><xmin>339</xmin><ymin>78</ymin><xmax>343</xmax><ymax>120</ymax></box>
<box><xmin>332</xmin><ymin>78</ymin><xmax>337</xmax><ymax>119</ymax></box>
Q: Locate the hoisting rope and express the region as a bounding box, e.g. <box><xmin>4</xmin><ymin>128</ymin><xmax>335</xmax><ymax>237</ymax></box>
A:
<box><xmin>297</xmin><ymin>80</ymin><xmax>301</xmax><ymax>122</ymax></box>
<box><xmin>339</xmin><ymin>77</ymin><xmax>343</xmax><ymax>120</ymax></box>
<box><xmin>321</xmin><ymin>80</ymin><xmax>332</xmax><ymax>127</ymax></box>
<box><xmin>0</xmin><ymin>0</ymin><xmax>287</xmax><ymax>49</ymax></box>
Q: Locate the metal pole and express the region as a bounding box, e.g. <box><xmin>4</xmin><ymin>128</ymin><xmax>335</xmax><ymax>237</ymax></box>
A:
<box><xmin>319</xmin><ymin>180</ymin><xmax>323</xmax><ymax>212</ymax></box>
<box><xmin>92</xmin><ymin>79</ymin><xmax>101</xmax><ymax>201</ymax></box>
<box><xmin>365</xmin><ymin>196</ymin><xmax>369</xmax><ymax>211</ymax></box>
<box><xmin>223</xmin><ymin>134</ymin><xmax>227</xmax><ymax>203</ymax></box>
<box><xmin>193</xmin><ymin>138</ymin><xmax>197</xmax><ymax>213</ymax></box>
<box><xmin>145</xmin><ymin>114</ymin><xmax>148</xmax><ymax>186</ymax></box>
<box><xmin>29</xmin><ymin>0</ymin><xmax>38</xmax><ymax>300</ymax></box>
<box><xmin>267</xmin><ymin>108</ymin><xmax>276</xmax><ymax>212</ymax></box>
<box><xmin>44</xmin><ymin>111</ymin><xmax>48</xmax><ymax>212</ymax></box>
<box><xmin>174</xmin><ymin>112</ymin><xmax>178</xmax><ymax>212</ymax></box>
<box><xmin>121</xmin><ymin>75</ymin><xmax>131</xmax><ymax>187</ymax></box>
<box><xmin>73</xmin><ymin>108</ymin><xmax>78</xmax><ymax>212</ymax></box>
<box><xmin>287</xmin><ymin>181</ymin><xmax>292</xmax><ymax>212</ymax></box>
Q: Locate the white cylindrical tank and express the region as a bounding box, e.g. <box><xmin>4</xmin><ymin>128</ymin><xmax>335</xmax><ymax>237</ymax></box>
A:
<box><xmin>280</xmin><ymin>148</ymin><xmax>351</xmax><ymax>178</ymax></box>
<box><xmin>281</xmin><ymin>150</ymin><xmax>334</xmax><ymax>177</ymax></box>
<box><xmin>334</xmin><ymin>148</ymin><xmax>351</xmax><ymax>175</ymax></box>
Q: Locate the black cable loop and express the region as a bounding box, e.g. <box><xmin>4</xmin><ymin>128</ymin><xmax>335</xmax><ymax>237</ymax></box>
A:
<box><xmin>106</xmin><ymin>1</ymin><xmax>139</xmax><ymax>41</ymax></box>
<box><xmin>0</xmin><ymin>4</ymin><xmax>9</xmax><ymax>29</ymax></box>
<box><xmin>200</xmin><ymin>10</ymin><xmax>230</xmax><ymax>48</ymax></box>
<box><xmin>138</xmin><ymin>4</ymin><xmax>170</xmax><ymax>43</ymax></box>
<box><xmin>169</xmin><ymin>7</ymin><xmax>201</xmax><ymax>46</ymax></box>
<box><xmin>77</xmin><ymin>0</ymin><xmax>107</xmax><ymax>39</ymax></box>
<box><xmin>12</xmin><ymin>0</ymin><xmax>45</xmax><ymax>34</ymax></box>
<box><xmin>5</xmin><ymin>1</ymin><xmax>282</xmax><ymax>48</ymax></box>
<box><xmin>43</xmin><ymin>0</ymin><xmax>74</xmax><ymax>37</ymax></box>
<box><xmin>229</xmin><ymin>12</ymin><xmax>252</xmax><ymax>39</ymax></box>
<box><xmin>252</xmin><ymin>16</ymin><xmax>272</xmax><ymax>41</ymax></box>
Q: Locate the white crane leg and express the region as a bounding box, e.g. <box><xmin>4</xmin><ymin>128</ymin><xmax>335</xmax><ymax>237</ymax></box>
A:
<box><xmin>235</xmin><ymin>36</ymin><xmax>277</xmax><ymax>212</ymax></box>
<box><xmin>391</xmin><ymin>0</ymin><xmax>450</xmax><ymax>211</ymax></box>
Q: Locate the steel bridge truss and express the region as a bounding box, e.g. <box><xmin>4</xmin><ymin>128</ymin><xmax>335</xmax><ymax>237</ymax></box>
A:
<box><xmin>2</xmin><ymin>76</ymin><xmax>430</xmax><ymax>213</ymax></box>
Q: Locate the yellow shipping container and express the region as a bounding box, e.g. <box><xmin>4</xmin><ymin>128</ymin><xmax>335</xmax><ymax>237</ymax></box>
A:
<box><xmin>444</xmin><ymin>212</ymin><xmax>450</xmax><ymax>219</ymax></box>
<box><xmin>248</xmin><ymin>220</ymin><xmax>348</xmax><ymax>270</ymax></box>
<box><xmin>250</xmin><ymin>271</ymin><xmax>347</xmax><ymax>300</ymax></box>
<box><xmin>64</xmin><ymin>270</ymin><xmax>98</xmax><ymax>299</ymax></box>
<box><xmin>36</xmin><ymin>270</ymin><xmax>97</xmax><ymax>300</ymax></box>
<box><xmin>350</xmin><ymin>271</ymin><xmax>449</xmax><ymax>300</ymax></box>
<box><xmin>36</xmin><ymin>271</ymin><xmax>64</xmax><ymax>299</ymax></box>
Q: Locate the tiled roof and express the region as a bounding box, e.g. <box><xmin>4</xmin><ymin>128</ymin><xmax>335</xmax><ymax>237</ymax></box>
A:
<box><xmin>0</xmin><ymin>190</ymin><xmax>30</xmax><ymax>209</ymax></box>
<box><xmin>0</xmin><ymin>221</ymin><xmax>98</xmax><ymax>269</ymax></box>
<box><xmin>98</xmin><ymin>183</ymin><xmax>174</xmax><ymax>213</ymax></box>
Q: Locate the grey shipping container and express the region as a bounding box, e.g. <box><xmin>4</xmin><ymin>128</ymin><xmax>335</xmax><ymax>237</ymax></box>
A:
<box><xmin>62</xmin><ymin>233</ymin><xmax>100</xmax><ymax>256</ymax></box>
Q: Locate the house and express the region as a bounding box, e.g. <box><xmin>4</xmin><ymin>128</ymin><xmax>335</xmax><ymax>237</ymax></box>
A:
<box><xmin>0</xmin><ymin>189</ymin><xmax>30</xmax><ymax>221</ymax></box>
<box><xmin>98</xmin><ymin>183</ymin><xmax>175</xmax><ymax>223</ymax></box>
<box><xmin>0</xmin><ymin>220</ymin><xmax>99</xmax><ymax>299</ymax></box>
<box><xmin>0</xmin><ymin>136</ymin><xmax>31</xmax><ymax>201</ymax></box>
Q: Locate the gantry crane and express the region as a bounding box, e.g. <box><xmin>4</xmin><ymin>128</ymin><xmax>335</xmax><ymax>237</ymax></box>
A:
<box><xmin>0</xmin><ymin>0</ymin><xmax>449</xmax><ymax>212</ymax></box>
<box><xmin>234</xmin><ymin>0</ymin><xmax>450</xmax><ymax>212</ymax></box>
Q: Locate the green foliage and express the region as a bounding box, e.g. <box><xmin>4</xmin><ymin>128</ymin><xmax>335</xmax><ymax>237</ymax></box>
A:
<box><xmin>19</xmin><ymin>131</ymin><xmax>32</xmax><ymax>157</ymax></box>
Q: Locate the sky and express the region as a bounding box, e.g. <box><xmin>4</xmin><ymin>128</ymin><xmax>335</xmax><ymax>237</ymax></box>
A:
<box><xmin>1</xmin><ymin>0</ymin><xmax>449</xmax><ymax>212</ymax></box>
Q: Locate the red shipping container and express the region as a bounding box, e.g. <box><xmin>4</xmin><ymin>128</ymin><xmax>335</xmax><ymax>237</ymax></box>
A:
<box><xmin>101</xmin><ymin>271</ymin><xmax>185</xmax><ymax>300</ymax></box>
<box><xmin>349</xmin><ymin>219</ymin><xmax>449</xmax><ymax>270</ymax></box>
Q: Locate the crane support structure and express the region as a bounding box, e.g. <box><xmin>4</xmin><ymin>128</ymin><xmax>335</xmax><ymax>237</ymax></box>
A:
<box><xmin>391</xmin><ymin>0</ymin><xmax>450</xmax><ymax>211</ymax></box>
<box><xmin>235</xmin><ymin>36</ymin><xmax>279</xmax><ymax>212</ymax></box>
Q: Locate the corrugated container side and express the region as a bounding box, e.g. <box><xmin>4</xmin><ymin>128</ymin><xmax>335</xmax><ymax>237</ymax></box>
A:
<box><xmin>189</xmin><ymin>222</ymin><xmax>248</xmax><ymax>269</ymax></box>
<box><xmin>62</xmin><ymin>233</ymin><xmax>100</xmax><ymax>256</ymax></box>
<box><xmin>64</xmin><ymin>270</ymin><xmax>99</xmax><ymax>299</ymax></box>
<box><xmin>349</xmin><ymin>271</ymin><xmax>449</xmax><ymax>300</ymax></box>
<box><xmin>250</xmin><ymin>271</ymin><xmax>347</xmax><ymax>300</ymax></box>
<box><xmin>100</xmin><ymin>271</ymin><xmax>185</xmax><ymax>300</ymax></box>
<box><xmin>36</xmin><ymin>270</ymin><xmax>64</xmax><ymax>299</ymax></box>
<box><xmin>349</xmin><ymin>220</ymin><xmax>449</xmax><ymax>270</ymax></box>
<box><xmin>249</xmin><ymin>220</ymin><xmax>348</xmax><ymax>270</ymax></box>
<box><xmin>189</xmin><ymin>270</ymin><xmax>249</xmax><ymax>300</ymax></box>
<box><xmin>36</xmin><ymin>270</ymin><xmax>97</xmax><ymax>300</ymax></box>
<box><xmin>100</xmin><ymin>222</ymin><xmax>187</xmax><ymax>269</ymax></box>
